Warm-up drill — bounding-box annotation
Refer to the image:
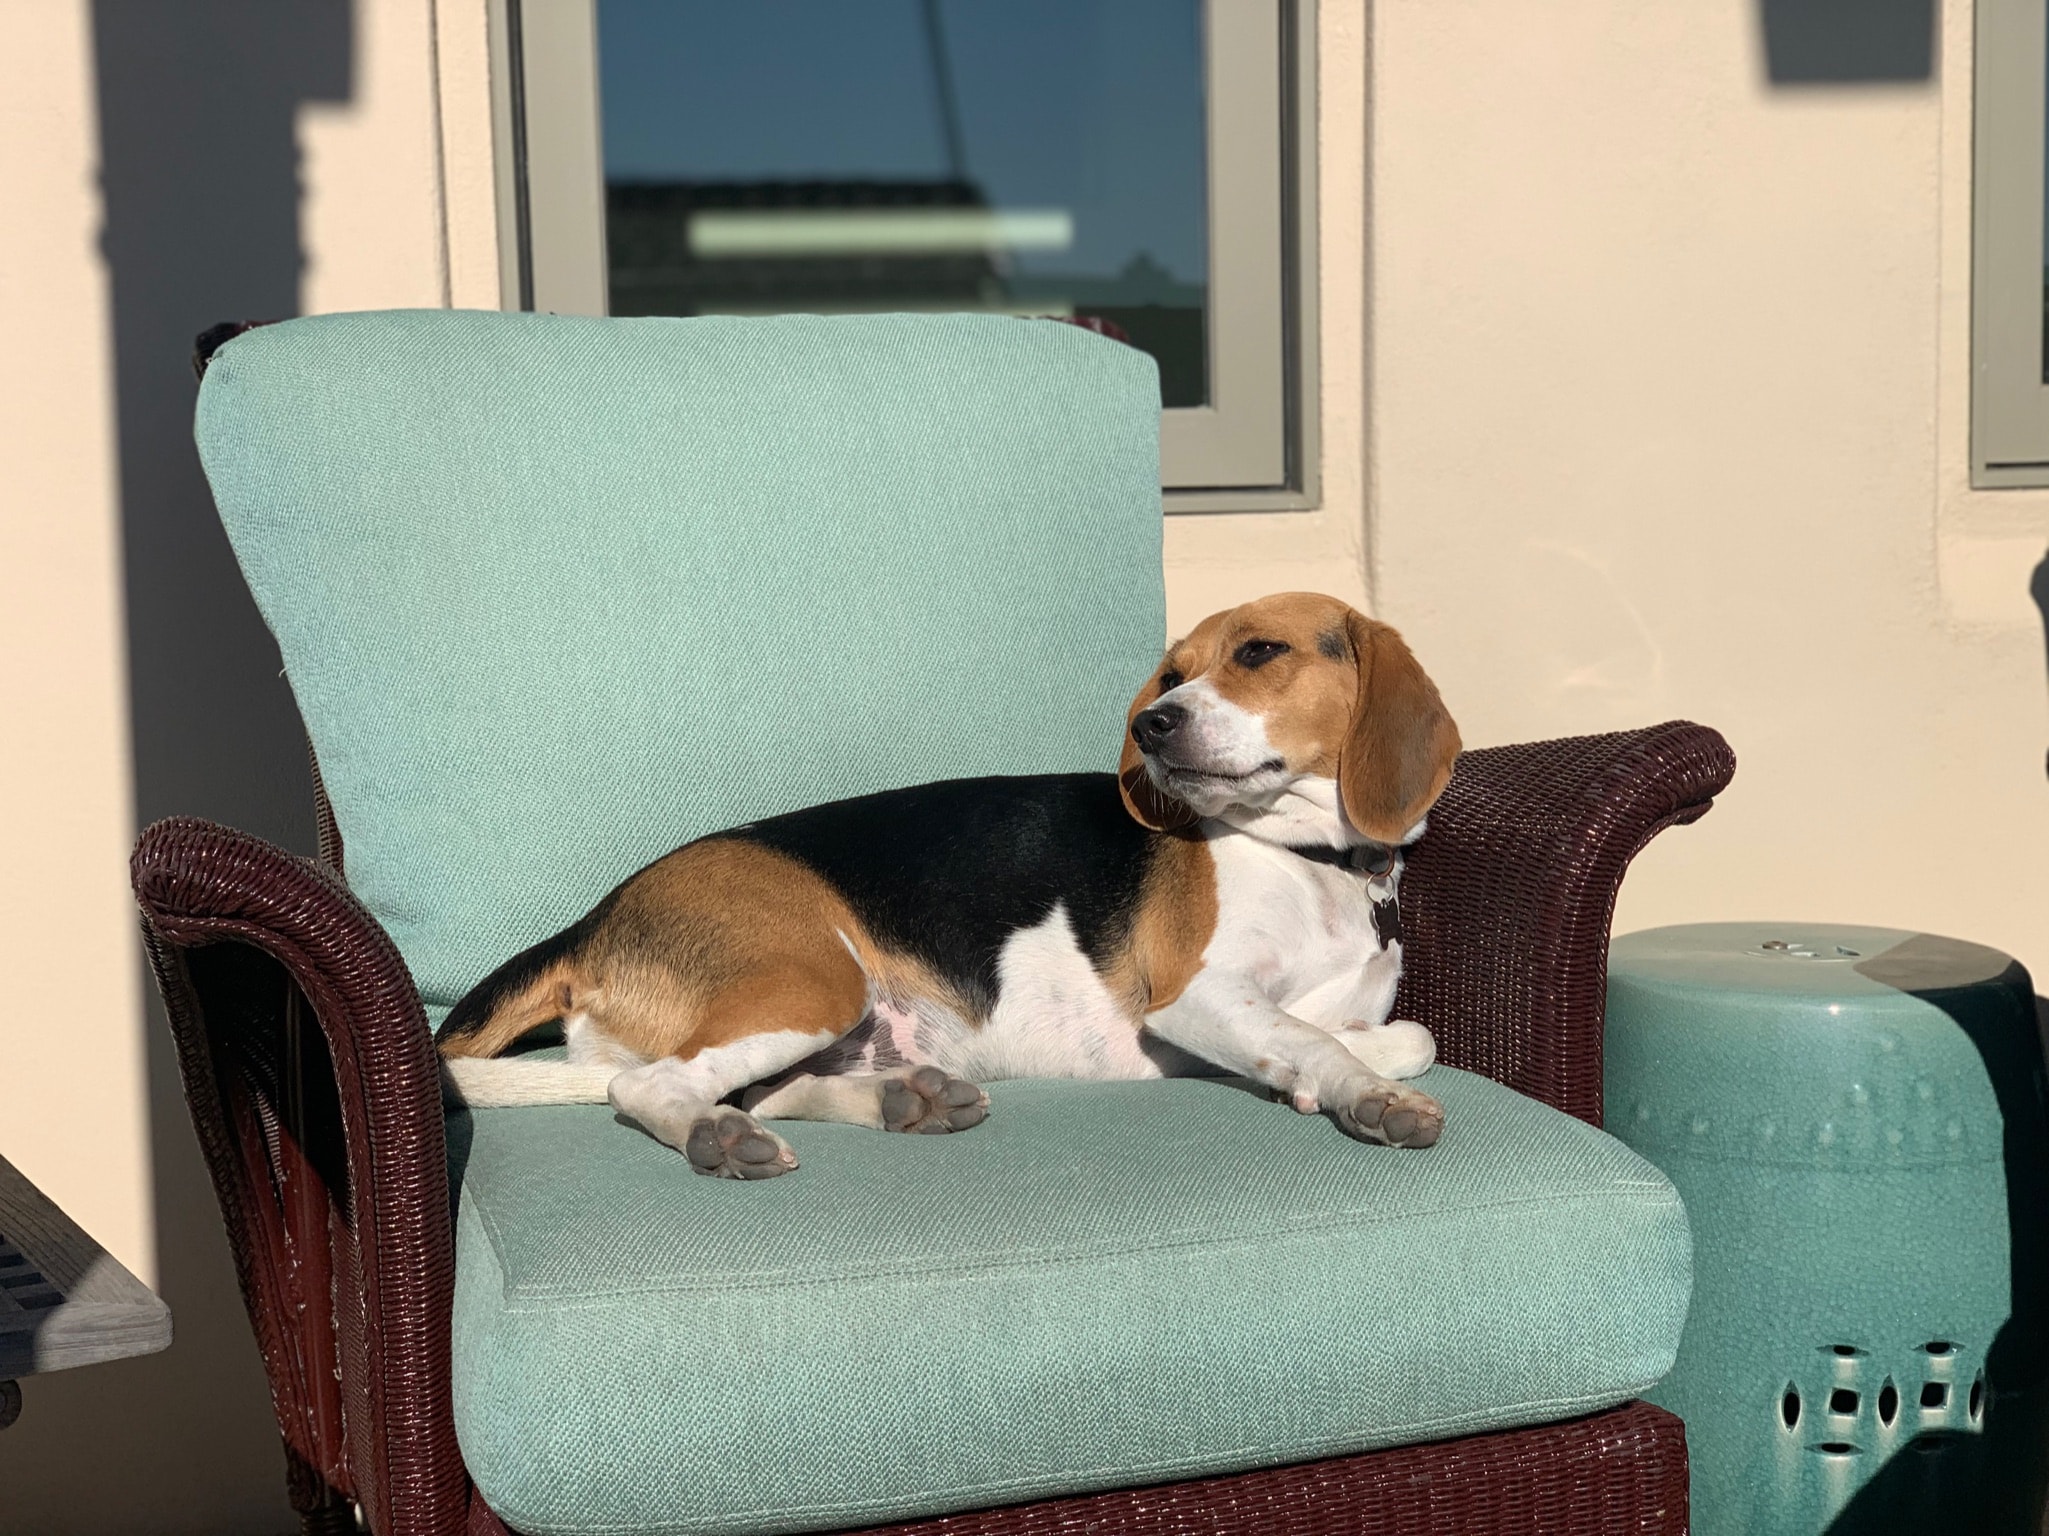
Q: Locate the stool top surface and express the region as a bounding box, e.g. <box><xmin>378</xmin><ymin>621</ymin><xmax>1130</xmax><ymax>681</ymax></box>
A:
<box><xmin>1606</xmin><ymin>925</ymin><xmax>2036</xmax><ymax>1169</ymax></box>
<box><xmin>1611</xmin><ymin>923</ymin><xmax>2019</xmax><ymax>1003</ymax></box>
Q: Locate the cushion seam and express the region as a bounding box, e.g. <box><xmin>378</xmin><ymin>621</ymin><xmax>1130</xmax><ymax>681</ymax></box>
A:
<box><xmin>471</xmin><ymin>1183</ymin><xmax>1686</xmax><ymax>1307</ymax></box>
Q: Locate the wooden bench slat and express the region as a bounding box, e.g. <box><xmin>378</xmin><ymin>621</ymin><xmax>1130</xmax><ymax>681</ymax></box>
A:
<box><xmin>0</xmin><ymin>1155</ymin><xmax>172</xmax><ymax>1378</ymax></box>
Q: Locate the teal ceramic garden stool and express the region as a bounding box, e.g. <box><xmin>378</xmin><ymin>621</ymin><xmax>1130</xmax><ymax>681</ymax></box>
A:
<box><xmin>1605</xmin><ymin>923</ymin><xmax>2049</xmax><ymax>1536</ymax></box>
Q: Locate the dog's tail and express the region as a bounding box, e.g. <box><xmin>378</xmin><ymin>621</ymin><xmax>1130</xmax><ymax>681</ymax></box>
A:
<box><xmin>441</xmin><ymin>1056</ymin><xmax>617</xmax><ymax>1108</ymax></box>
<box><xmin>437</xmin><ymin>924</ymin><xmax>616</xmax><ymax>1108</ymax></box>
<box><xmin>437</xmin><ymin>925</ymin><xmax>586</xmax><ymax>1059</ymax></box>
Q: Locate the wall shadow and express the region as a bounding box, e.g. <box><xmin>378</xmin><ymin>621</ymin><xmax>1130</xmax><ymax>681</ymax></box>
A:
<box><xmin>1757</xmin><ymin>0</ymin><xmax>1937</xmax><ymax>84</ymax></box>
<box><xmin>0</xmin><ymin>5</ymin><xmax>350</xmax><ymax>1534</ymax></box>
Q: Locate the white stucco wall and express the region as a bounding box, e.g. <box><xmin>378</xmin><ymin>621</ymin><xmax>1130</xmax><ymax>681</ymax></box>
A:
<box><xmin>1363</xmin><ymin>1</ymin><xmax>2048</xmax><ymax>975</ymax></box>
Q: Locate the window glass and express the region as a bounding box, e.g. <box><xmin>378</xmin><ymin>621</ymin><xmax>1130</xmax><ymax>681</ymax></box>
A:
<box><xmin>597</xmin><ymin>0</ymin><xmax>1209</xmax><ymax>406</ymax></box>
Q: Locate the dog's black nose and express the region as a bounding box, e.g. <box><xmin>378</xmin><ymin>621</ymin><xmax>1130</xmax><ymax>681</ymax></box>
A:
<box><xmin>1131</xmin><ymin>703</ymin><xmax>1188</xmax><ymax>752</ymax></box>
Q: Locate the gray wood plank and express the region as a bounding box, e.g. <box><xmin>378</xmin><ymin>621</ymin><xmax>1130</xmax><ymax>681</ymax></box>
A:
<box><xmin>0</xmin><ymin>1153</ymin><xmax>171</xmax><ymax>1376</ymax></box>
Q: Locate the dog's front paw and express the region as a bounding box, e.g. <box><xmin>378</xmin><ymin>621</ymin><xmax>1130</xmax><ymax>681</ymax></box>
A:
<box><xmin>880</xmin><ymin>1065</ymin><xmax>989</xmax><ymax>1134</ymax></box>
<box><xmin>1332</xmin><ymin>1079</ymin><xmax>1443</xmax><ymax>1149</ymax></box>
<box><xmin>683</xmin><ymin>1108</ymin><xmax>799</xmax><ymax>1178</ymax></box>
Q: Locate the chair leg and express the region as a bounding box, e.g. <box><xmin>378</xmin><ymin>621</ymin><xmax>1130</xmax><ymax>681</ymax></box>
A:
<box><xmin>283</xmin><ymin>1443</ymin><xmax>356</xmax><ymax>1534</ymax></box>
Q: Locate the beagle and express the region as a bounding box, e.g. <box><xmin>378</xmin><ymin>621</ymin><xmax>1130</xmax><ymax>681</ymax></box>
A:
<box><xmin>438</xmin><ymin>593</ymin><xmax>1462</xmax><ymax>1179</ymax></box>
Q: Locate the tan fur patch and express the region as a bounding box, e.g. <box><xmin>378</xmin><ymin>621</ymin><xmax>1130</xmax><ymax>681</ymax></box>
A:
<box><xmin>1178</xmin><ymin>593</ymin><xmax>1359</xmax><ymax>774</ymax></box>
<box><xmin>435</xmin><ymin>962</ymin><xmax>581</xmax><ymax>1059</ymax></box>
<box><xmin>438</xmin><ymin>838</ymin><xmax>985</xmax><ymax>1068</ymax></box>
<box><xmin>1335</xmin><ymin>610</ymin><xmax>1462</xmax><ymax>843</ymax></box>
<box><xmin>442</xmin><ymin>842</ymin><xmax>870</xmax><ymax>1065</ymax></box>
<box><xmin>1103</xmin><ymin>832</ymin><xmax>1218</xmax><ymax>1013</ymax></box>
<box><xmin>569</xmin><ymin>839</ymin><xmax>874</xmax><ymax>1060</ymax></box>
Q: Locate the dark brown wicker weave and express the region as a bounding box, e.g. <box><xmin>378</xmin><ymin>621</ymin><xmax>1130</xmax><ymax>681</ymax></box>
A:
<box><xmin>131</xmin><ymin>720</ymin><xmax>1734</xmax><ymax>1536</ymax></box>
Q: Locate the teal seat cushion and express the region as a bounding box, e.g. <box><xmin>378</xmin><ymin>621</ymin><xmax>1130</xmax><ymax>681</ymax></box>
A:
<box><xmin>450</xmin><ymin>1068</ymin><xmax>1693</xmax><ymax>1536</ymax></box>
<box><xmin>193</xmin><ymin>310</ymin><xmax>1164</xmax><ymax>1012</ymax></box>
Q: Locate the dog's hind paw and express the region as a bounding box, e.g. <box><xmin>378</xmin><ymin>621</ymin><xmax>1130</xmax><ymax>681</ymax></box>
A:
<box><xmin>880</xmin><ymin>1065</ymin><xmax>989</xmax><ymax>1134</ymax></box>
<box><xmin>1332</xmin><ymin>1079</ymin><xmax>1443</xmax><ymax>1149</ymax></box>
<box><xmin>683</xmin><ymin>1108</ymin><xmax>799</xmax><ymax>1178</ymax></box>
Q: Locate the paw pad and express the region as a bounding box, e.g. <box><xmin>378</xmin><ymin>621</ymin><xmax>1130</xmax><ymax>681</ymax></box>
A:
<box><xmin>881</xmin><ymin>1065</ymin><xmax>989</xmax><ymax>1134</ymax></box>
<box><xmin>1334</xmin><ymin>1082</ymin><xmax>1443</xmax><ymax>1149</ymax></box>
<box><xmin>684</xmin><ymin>1108</ymin><xmax>798</xmax><ymax>1179</ymax></box>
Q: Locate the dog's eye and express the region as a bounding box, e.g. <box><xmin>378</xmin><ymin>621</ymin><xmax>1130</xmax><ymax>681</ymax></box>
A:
<box><xmin>1158</xmin><ymin>669</ymin><xmax>1184</xmax><ymax>693</ymax></box>
<box><xmin>1234</xmin><ymin>640</ymin><xmax>1290</xmax><ymax>669</ymax></box>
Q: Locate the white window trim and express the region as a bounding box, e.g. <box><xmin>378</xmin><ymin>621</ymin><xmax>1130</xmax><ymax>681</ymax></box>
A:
<box><xmin>490</xmin><ymin>0</ymin><xmax>1319</xmax><ymax>511</ymax></box>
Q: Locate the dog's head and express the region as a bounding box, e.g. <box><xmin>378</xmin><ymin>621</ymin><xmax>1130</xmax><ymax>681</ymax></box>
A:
<box><xmin>1118</xmin><ymin>593</ymin><xmax>1461</xmax><ymax>843</ymax></box>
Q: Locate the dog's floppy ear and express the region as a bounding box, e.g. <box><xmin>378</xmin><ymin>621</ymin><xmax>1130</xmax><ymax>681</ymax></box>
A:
<box><xmin>1337</xmin><ymin>611</ymin><xmax>1461</xmax><ymax>844</ymax></box>
<box><xmin>1118</xmin><ymin>676</ymin><xmax>1199</xmax><ymax>832</ymax></box>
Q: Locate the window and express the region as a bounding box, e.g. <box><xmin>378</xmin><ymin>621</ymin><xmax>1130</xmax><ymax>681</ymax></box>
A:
<box><xmin>493</xmin><ymin>0</ymin><xmax>1318</xmax><ymax>507</ymax></box>
<box><xmin>1974</xmin><ymin>0</ymin><xmax>2049</xmax><ymax>485</ymax></box>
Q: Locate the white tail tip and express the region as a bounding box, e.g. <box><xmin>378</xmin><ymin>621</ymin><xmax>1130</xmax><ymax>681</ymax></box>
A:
<box><xmin>441</xmin><ymin>1057</ymin><xmax>618</xmax><ymax>1108</ymax></box>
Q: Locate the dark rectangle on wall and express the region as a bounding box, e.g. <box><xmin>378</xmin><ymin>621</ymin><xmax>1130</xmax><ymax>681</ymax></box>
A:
<box><xmin>1758</xmin><ymin>0</ymin><xmax>1936</xmax><ymax>83</ymax></box>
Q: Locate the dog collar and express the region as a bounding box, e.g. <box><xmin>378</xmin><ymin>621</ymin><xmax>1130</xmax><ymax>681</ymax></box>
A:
<box><xmin>1282</xmin><ymin>840</ymin><xmax>1405</xmax><ymax>948</ymax></box>
<box><xmin>1281</xmin><ymin>841</ymin><xmax>1401</xmax><ymax>877</ymax></box>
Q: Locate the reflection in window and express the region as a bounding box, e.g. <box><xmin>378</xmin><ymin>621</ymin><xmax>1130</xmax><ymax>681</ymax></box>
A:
<box><xmin>597</xmin><ymin>0</ymin><xmax>1209</xmax><ymax>406</ymax></box>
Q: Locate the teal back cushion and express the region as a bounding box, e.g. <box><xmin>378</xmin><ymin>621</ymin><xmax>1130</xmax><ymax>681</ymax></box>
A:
<box><xmin>194</xmin><ymin>310</ymin><xmax>1164</xmax><ymax>1011</ymax></box>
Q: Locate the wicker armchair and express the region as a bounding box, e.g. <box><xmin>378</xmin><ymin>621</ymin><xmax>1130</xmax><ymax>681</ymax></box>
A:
<box><xmin>132</xmin><ymin>719</ymin><xmax>1734</xmax><ymax>1536</ymax></box>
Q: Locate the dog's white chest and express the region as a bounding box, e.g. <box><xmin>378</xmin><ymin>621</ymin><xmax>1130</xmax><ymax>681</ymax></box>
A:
<box><xmin>896</xmin><ymin>905</ymin><xmax>1175</xmax><ymax>1082</ymax></box>
<box><xmin>1204</xmin><ymin>836</ymin><xmax>1402</xmax><ymax>1030</ymax></box>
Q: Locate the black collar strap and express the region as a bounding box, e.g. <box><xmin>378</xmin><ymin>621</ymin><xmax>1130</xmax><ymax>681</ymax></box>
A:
<box><xmin>1283</xmin><ymin>841</ymin><xmax>1401</xmax><ymax>878</ymax></box>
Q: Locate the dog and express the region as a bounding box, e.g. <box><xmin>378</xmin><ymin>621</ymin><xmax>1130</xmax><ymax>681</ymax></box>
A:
<box><xmin>437</xmin><ymin>592</ymin><xmax>1462</xmax><ymax>1178</ymax></box>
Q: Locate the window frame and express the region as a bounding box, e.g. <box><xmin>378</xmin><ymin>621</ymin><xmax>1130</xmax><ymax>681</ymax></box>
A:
<box><xmin>490</xmin><ymin>0</ymin><xmax>1319</xmax><ymax>511</ymax></box>
<box><xmin>1973</xmin><ymin>0</ymin><xmax>2049</xmax><ymax>486</ymax></box>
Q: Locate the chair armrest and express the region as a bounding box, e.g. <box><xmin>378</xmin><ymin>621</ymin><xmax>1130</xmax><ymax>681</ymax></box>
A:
<box><xmin>132</xmin><ymin>818</ymin><xmax>466</xmax><ymax>1536</ymax></box>
<box><xmin>1392</xmin><ymin>721</ymin><xmax>1737</xmax><ymax>1126</ymax></box>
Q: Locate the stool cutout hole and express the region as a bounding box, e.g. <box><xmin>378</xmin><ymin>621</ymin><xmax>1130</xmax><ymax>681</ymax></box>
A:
<box><xmin>1921</xmin><ymin>1381</ymin><xmax>1948</xmax><ymax>1411</ymax></box>
<box><xmin>1923</xmin><ymin>1340</ymin><xmax>1954</xmax><ymax>1356</ymax></box>
<box><xmin>1970</xmin><ymin>1373</ymin><xmax>1985</xmax><ymax>1420</ymax></box>
<box><xmin>1877</xmin><ymin>1379</ymin><xmax>1898</xmax><ymax>1426</ymax></box>
<box><xmin>1829</xmin><ymin>1388</ymin><xmax>1859</xmax><ymax>1416</ymax></box>
<box><xmin>1781</xmin><ymin>1385</ymin><xmax>1801</xmax><ymax>1430</ymax></box>
<box><xmin>1813</xmin><ymin>1442</ymin><xmax>1860</xmax><ymax>1457</ymax></box>
<box><xmin>1826</xmin><ymin>1343</ymin><xmax>1865</xmax><ymax>1358</ymax></box>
